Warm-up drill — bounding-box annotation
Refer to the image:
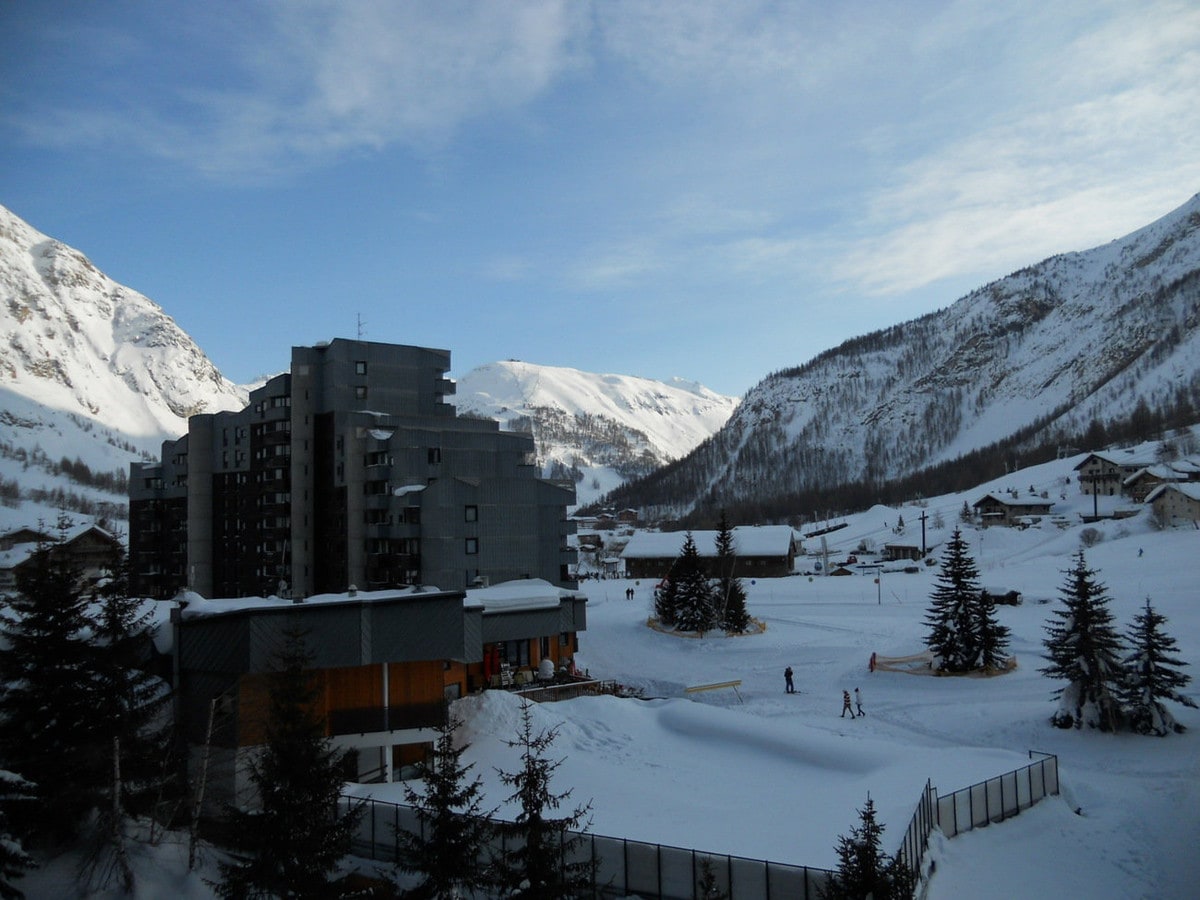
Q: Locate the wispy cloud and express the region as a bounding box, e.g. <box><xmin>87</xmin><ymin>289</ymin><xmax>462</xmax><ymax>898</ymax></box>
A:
<box><xmin>6</xmin><ymin>1</ymin><xmax>589</xmax><ymax>179</ymax></box>
<box><xmin>828</xmin><ymin>2</ymin><xmax>1200</xmax><ymax>294</ymax></box>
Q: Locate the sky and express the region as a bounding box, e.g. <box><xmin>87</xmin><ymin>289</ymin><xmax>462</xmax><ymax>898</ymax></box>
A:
<box><xmin>2</xmin><ymin>1</ymin><xmax>1199</xmax><ymax>398</ymax></box>
<box><xmin>23</xmin><ymin>446</ymin><xmax>1198</xmax><ymax>898</ymax></box>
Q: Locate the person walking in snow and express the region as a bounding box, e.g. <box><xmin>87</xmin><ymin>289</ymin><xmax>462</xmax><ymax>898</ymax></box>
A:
<box><xmin>841</xmin><ymin>690</ymin><xmax>855</xmax><ymax>718</ymax></box>
<box><xmin>854</xmin><ymin>686</ymin><xmax>865</xmax><ymax>716</ymax></box>
<box><xmin>785</xmin><ymin>666</ymin><xmax>795</xmax><ymax>693</ymax></box>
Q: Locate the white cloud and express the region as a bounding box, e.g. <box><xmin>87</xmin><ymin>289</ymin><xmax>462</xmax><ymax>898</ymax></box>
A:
<box><xmin>828</xmin><ymin>2</ymin><xmax>1200</xmax><ymax>295</ymax></box>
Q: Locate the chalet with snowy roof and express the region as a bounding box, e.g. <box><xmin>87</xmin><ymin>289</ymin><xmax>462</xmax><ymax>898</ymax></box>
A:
<box><xmin>972</xmin><ymin>493</ymin><xmax>1055</xmax><ymax>527</ymax></box>
<box><xmin>1074</xmin><ymin>449</ymin><xmax>1160</xmax><ymax>497</ymax></box>
<box><xmin>620</xmin><ymin>525</ymin><xmax>799</xmax><ymax>579</ymax></box>
<box><xmin>0</xmin><ymin>524</ymin><xmax>121</xmax><ymax>597</ymax></box>
<box><xmin>171</xmin><ymin>578</ymin><xmax>587</xmax><ymax>810</ymax></box>
<box><xmin>883</xmin><ymin>542</ymin><xmax>924</xmax><ymax>562</ymax></box>
<box><xmin>1123</xmin><ymin>465</ymin><xmax>1186</xmax><ymax>503</ymax></box>
<box><xmin>1145</xmin><ymin>483</ymin><xmax>1200</xmax><ymax>527</ymax></box>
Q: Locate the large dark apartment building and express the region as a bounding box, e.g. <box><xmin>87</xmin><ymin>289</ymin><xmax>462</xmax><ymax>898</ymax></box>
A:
<box><xmin>129</xmin><ymin>339</ymin><xmax>576</xmax><ymax>599</ymax></box>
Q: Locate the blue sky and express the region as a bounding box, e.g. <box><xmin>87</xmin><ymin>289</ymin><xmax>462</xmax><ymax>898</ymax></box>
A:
<box><xmin>2</xmin><ymin>1</ymin><xmax>1198</xmax><ymax>397</ymax></box>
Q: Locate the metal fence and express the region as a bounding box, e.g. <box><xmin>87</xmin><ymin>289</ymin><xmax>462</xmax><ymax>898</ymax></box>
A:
<box><xmin>893</xmin><ymin>750</ymin><xmax>1060</xmax><ymax>884</ymax></box>
<box><xmin>344</xmin><ymin>795</ymin><xmax>833</xmax><ymax>900</ymax></box>
<box><xmin>341</xmin><ymin>750</ymin><xmax>1059</xmax><ymax>899</ymax></box>
<box><xmin>933</xmin><ymin>750</ymin><xmax>1059</xmax><ymax>839</ymax></box>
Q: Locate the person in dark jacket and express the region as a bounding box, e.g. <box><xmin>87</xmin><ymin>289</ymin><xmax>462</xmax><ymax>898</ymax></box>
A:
<box><xmin>841</xmin><ymin>689</ymin><xmax>856</xmax><ymax>718</ymax></box>
<box><xmin>785</xmin><ymin>666</ymin><xmax>795</xmax><ymax>693</ymax></box>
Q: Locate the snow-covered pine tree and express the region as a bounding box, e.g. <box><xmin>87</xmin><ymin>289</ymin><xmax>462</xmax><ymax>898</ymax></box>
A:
<box><xmin>494</xmin><ymin>699</ymin><xmax>595</xmax><ymax>899</ymax></box>
<box><xmin>714</xmin><ymin>512</ymin><xmax>751</xmax><ymax>634</ymax></box>
<box><xmin>1120</xmin><ymin>598</ymin><xmax>1196</xmax><ymax>735</ymax></box>
<box><xmin>216</xmin><ymin>628</ymin><xmax>362</xmax><ymax>898</ymax></box>
<box><xmin>397</xmin><ymin>711</ymin><xmax>498</xmax><ymax>898</ymax></box>
<box><xmin>923</xmin><ymin>528</ymin><xmax>982</xmax><ymax>673</ymax></box>
<box><xmin>819</xmin><ymin>795</ymin><xmax>915</xmax><ymax>900</ymax></box>
<box><xmin>0</xmin><ymin>769</ymin><xmax>36</xmax><ymax>900</ymax></box>
<box><xmin>0</xmin><ymin>515</ymin><xmax>106</xmax><ymax>843</ymax></box>
<box><xmin>1041</xmin><ymin>551</ymin><xmax>1125</xmax><ymax>731</ymax></box>
<box><xmin>672</xmin><ymin>532</ymin><xmax>719</xmax><ymax>634</ymax></box>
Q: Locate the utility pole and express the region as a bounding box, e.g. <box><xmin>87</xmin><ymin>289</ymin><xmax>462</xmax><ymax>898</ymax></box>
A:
<box><xmin>919</xmin><ymin>509</ymin><xmax>928</xmax><ymax>557</ymax></box>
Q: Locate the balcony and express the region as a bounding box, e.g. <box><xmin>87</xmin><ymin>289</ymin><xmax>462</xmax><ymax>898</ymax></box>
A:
<box><xmin>328</xmin><ymin>701</ymin><xmax>446</xmax><ymax>737</ymax></box>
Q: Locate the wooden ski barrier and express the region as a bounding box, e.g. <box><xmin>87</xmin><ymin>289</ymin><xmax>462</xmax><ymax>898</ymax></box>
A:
<box><xmin>684</xmin><ymin>680</ymin><xmax>743</xmax><ymax>702</ymax></box>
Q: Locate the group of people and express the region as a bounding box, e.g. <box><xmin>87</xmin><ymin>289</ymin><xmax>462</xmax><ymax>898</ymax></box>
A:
<box><xmin>782</xmin><ymin>668</ymin><xmax>866</xmax><ymax>717</ymax></box>
<box><xmin>841</xmin><ymin>687</ymin><xmax>865</xmax><ymax>718</ymax></box>
<box><xmin>624</xmin><ymin>587</ymin><xmax>635</xmax><ymax>600</ymax></box>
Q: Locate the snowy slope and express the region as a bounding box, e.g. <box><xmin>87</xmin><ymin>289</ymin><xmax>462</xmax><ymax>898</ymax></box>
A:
<box><xmin>456</xmin><ymin>360</ymin><xmax>737</xmax><ymax>506</ymax></box>
<box><xmin>0</xmin><ymin>203</ymin><xmax>248</xmax><ymax>531</ymax></box>
<box><xmin>613</xmin><ymin>192</ymin><xmax>1200</xmax><ymax>516</ymax></box>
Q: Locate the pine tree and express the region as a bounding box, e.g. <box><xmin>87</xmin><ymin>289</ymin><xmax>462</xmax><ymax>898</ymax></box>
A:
<box><xmin>672</xmin><ymin>532</ymin><xmax>718</xmax><ymax>634</ymax></box>
<box><xmin>216</xmin><ymin>628</ymin><xmax>362</xmax><ymax>898</ymax></box>
<box><xmin>397</xmin><ymin>711</ymin><xmax>497</xmax><ymax>898</ymax></box>
<box><xmin>0</xmin><ymin>516</ymin><xmax>106</xmax><ymax>842</ymax></box>
<box><xmin>819</xmin><ymin>796</ymin><xmax>915</xmax><ymax>900</ymax></box>
<box><xmin>1041</xmin><ymin>552</ymin><xmax>1125</xmax><ymax>731</ymax></box>
<box><xmin>494</xmin><ymin>699</ymin><xmax>596</xmax><ymax>899</ymax></box>
<box><xmin>1120</xmin><ymin>599</ymin><xmax>1196</xmax><ymax>735</ymax></box>
<box><xmin>923</xmin><ymin>529</ymin><xmax>982</xmax><ymax>673</ymax></box>
<box><xmin>653</xmin><ymin>575</ymin><xmax>679</xmax><ymax>627</ymax></box>
<box><xmin>971</xmin><ymin>586</ymin><xmax>1011</xmax><ymax>672</ymax></box>
<box><xmin>0</xmin><ymin>769</ymin><xmax>36</xmax><ymax>900</ymax></box>
<box><xmin>713</xmin><ymin>512</ymin><xmax>751</xmax><ymax>634</ymax></box>
<box><xmin>91</xmin><ymin>543</ymin><xmax>175</xmax><ymax>819</ymax></box>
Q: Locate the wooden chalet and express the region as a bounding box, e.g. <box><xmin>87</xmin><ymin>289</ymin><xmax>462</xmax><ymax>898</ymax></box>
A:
<box><xmin>172</xmin><ymin>579</ymin><xmax>587</xmax><ymax>810</ymax></box>
<box><xmin>0</xmin><ymin>524</ymin><xmax>122</xmax><ymax>597</ymax></box>
<box><xmin>972</xmin><ymin>493</ymin><xmax>1055</xmax><ymax>527</ymax></box>
<box><xmin>620</xmin><ymin>525</ymin><xmax>799</xmax><ymax>579</ymax></box>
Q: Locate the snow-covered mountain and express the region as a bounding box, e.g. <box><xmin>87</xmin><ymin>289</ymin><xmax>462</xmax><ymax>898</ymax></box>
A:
<box><xmin>0</xmin><ymin>203</ymin><xmax>247</xmax><ymax>529</ymax></box>
<box><xmin>608</xmin><ymin>193</ymin><xmax>1200</xmax><ymax>517</ymax></box>
<box><xmin>456</xmin><ymin>361</ymin><xmax>738</xmax><ymax>506</ymax></box>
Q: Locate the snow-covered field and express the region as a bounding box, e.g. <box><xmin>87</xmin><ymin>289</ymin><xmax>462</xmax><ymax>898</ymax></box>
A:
<box><xmin>363</xmin><ymin>461</ymin><xmax>1200</xmax><ymax>899</ymax></box>
<box><xmin>17</xmin><ymin>451</ymin><xmax>1200</xmax><ymax>899</ymax></box>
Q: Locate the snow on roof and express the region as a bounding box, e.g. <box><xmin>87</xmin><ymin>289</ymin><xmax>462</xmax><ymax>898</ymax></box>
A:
<box><xmin>465</xmin><ymin>578</ymin><xmax>585</xmax><ymax>614</ymax></box>
<box><xmin>1073</xmin><ymin>448</ymin><xmax>1161</xmax><ymax>469</ymax></box>
<box><xmin>175</xmin><ymin>578</ymin><xmax>581</xmax><ymax>620</ymax></box>
<box><xmin>176</xmin><ymin>584</ymin><xmax>439</xmax><ymax>619</ymax></box>
<box><xmin>1123</xmin><ymin>464</ymin><xmax>1184</xmax><ymax>484</ymax></box>
<box><xmin>1144</xmin><ymin>482</ymin><xmax>1200</xmax><ymax>503</ymax></box>
<box><xmin>621</xmin><ymin>525</ymin><xmax>796</xmax><ymax>559</ymax></box>
<box><xmin>973</xmin><ymin>493</ymin><xmax>1054</xmax><ymax>509</ymax></box>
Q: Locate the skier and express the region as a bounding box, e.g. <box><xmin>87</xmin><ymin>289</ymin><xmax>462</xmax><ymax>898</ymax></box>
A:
<box><xmin>854</xmin><ymin>686</ymin><xmax>865</xmax><ymax>716</ymax></box>
<box><xmin>841</xmin><ymin>690</ymin><xmax>856</xmax><ymax>718</ymax></box>
<box><xmin>785</xmin><ymin>666</ymin><xmax>795</xmax><ymax>694</ymax></box>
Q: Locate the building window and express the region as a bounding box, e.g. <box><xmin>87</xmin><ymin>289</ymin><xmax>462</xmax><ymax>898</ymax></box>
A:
<box><xmin>540</xmin><ymin>636</ymin><xmax>551</xmax><ymax>658</ymax></box>
<box><xmin>355</xmin><ymin>360</ymin><xmax>367</xmax><ymax>375</ymax></box>
<box><xmin>465</xmin><ymin>505</ymin><xmax>478</xmax><ymax>522</ymax></box>
<box><xmin>355</xmin><ymin>385</ymin><xmax>368</xmax><ymax>400</ymax></box>
<box><xmin>465</xmin><ymin>538</ymin><xmax>478</xmax><ymax>555</ymax></box>
<box><xmin>428</xmin><ymin>447</ymin><xmax>442</xmax><ymax>464</ymax></box>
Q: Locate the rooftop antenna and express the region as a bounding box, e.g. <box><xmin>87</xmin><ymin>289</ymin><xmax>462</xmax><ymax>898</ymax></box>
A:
<box><xmin>357</xmin><ymin>313</ymin><xmax>366</xmax><ymax>341</ymax></box>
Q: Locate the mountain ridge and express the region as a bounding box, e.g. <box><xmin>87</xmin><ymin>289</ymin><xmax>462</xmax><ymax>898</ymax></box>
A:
<box><xmin>598</xmin><ymin>192</ymin><xmax>1200</xmax><ymax>519</ymax></box>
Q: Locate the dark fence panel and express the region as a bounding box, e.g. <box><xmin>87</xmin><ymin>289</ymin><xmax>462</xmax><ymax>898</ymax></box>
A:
<box><xmin>340</xmin><ymin>752</ymin><xmax>1058</xmax><ymax>899</ymax></box>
